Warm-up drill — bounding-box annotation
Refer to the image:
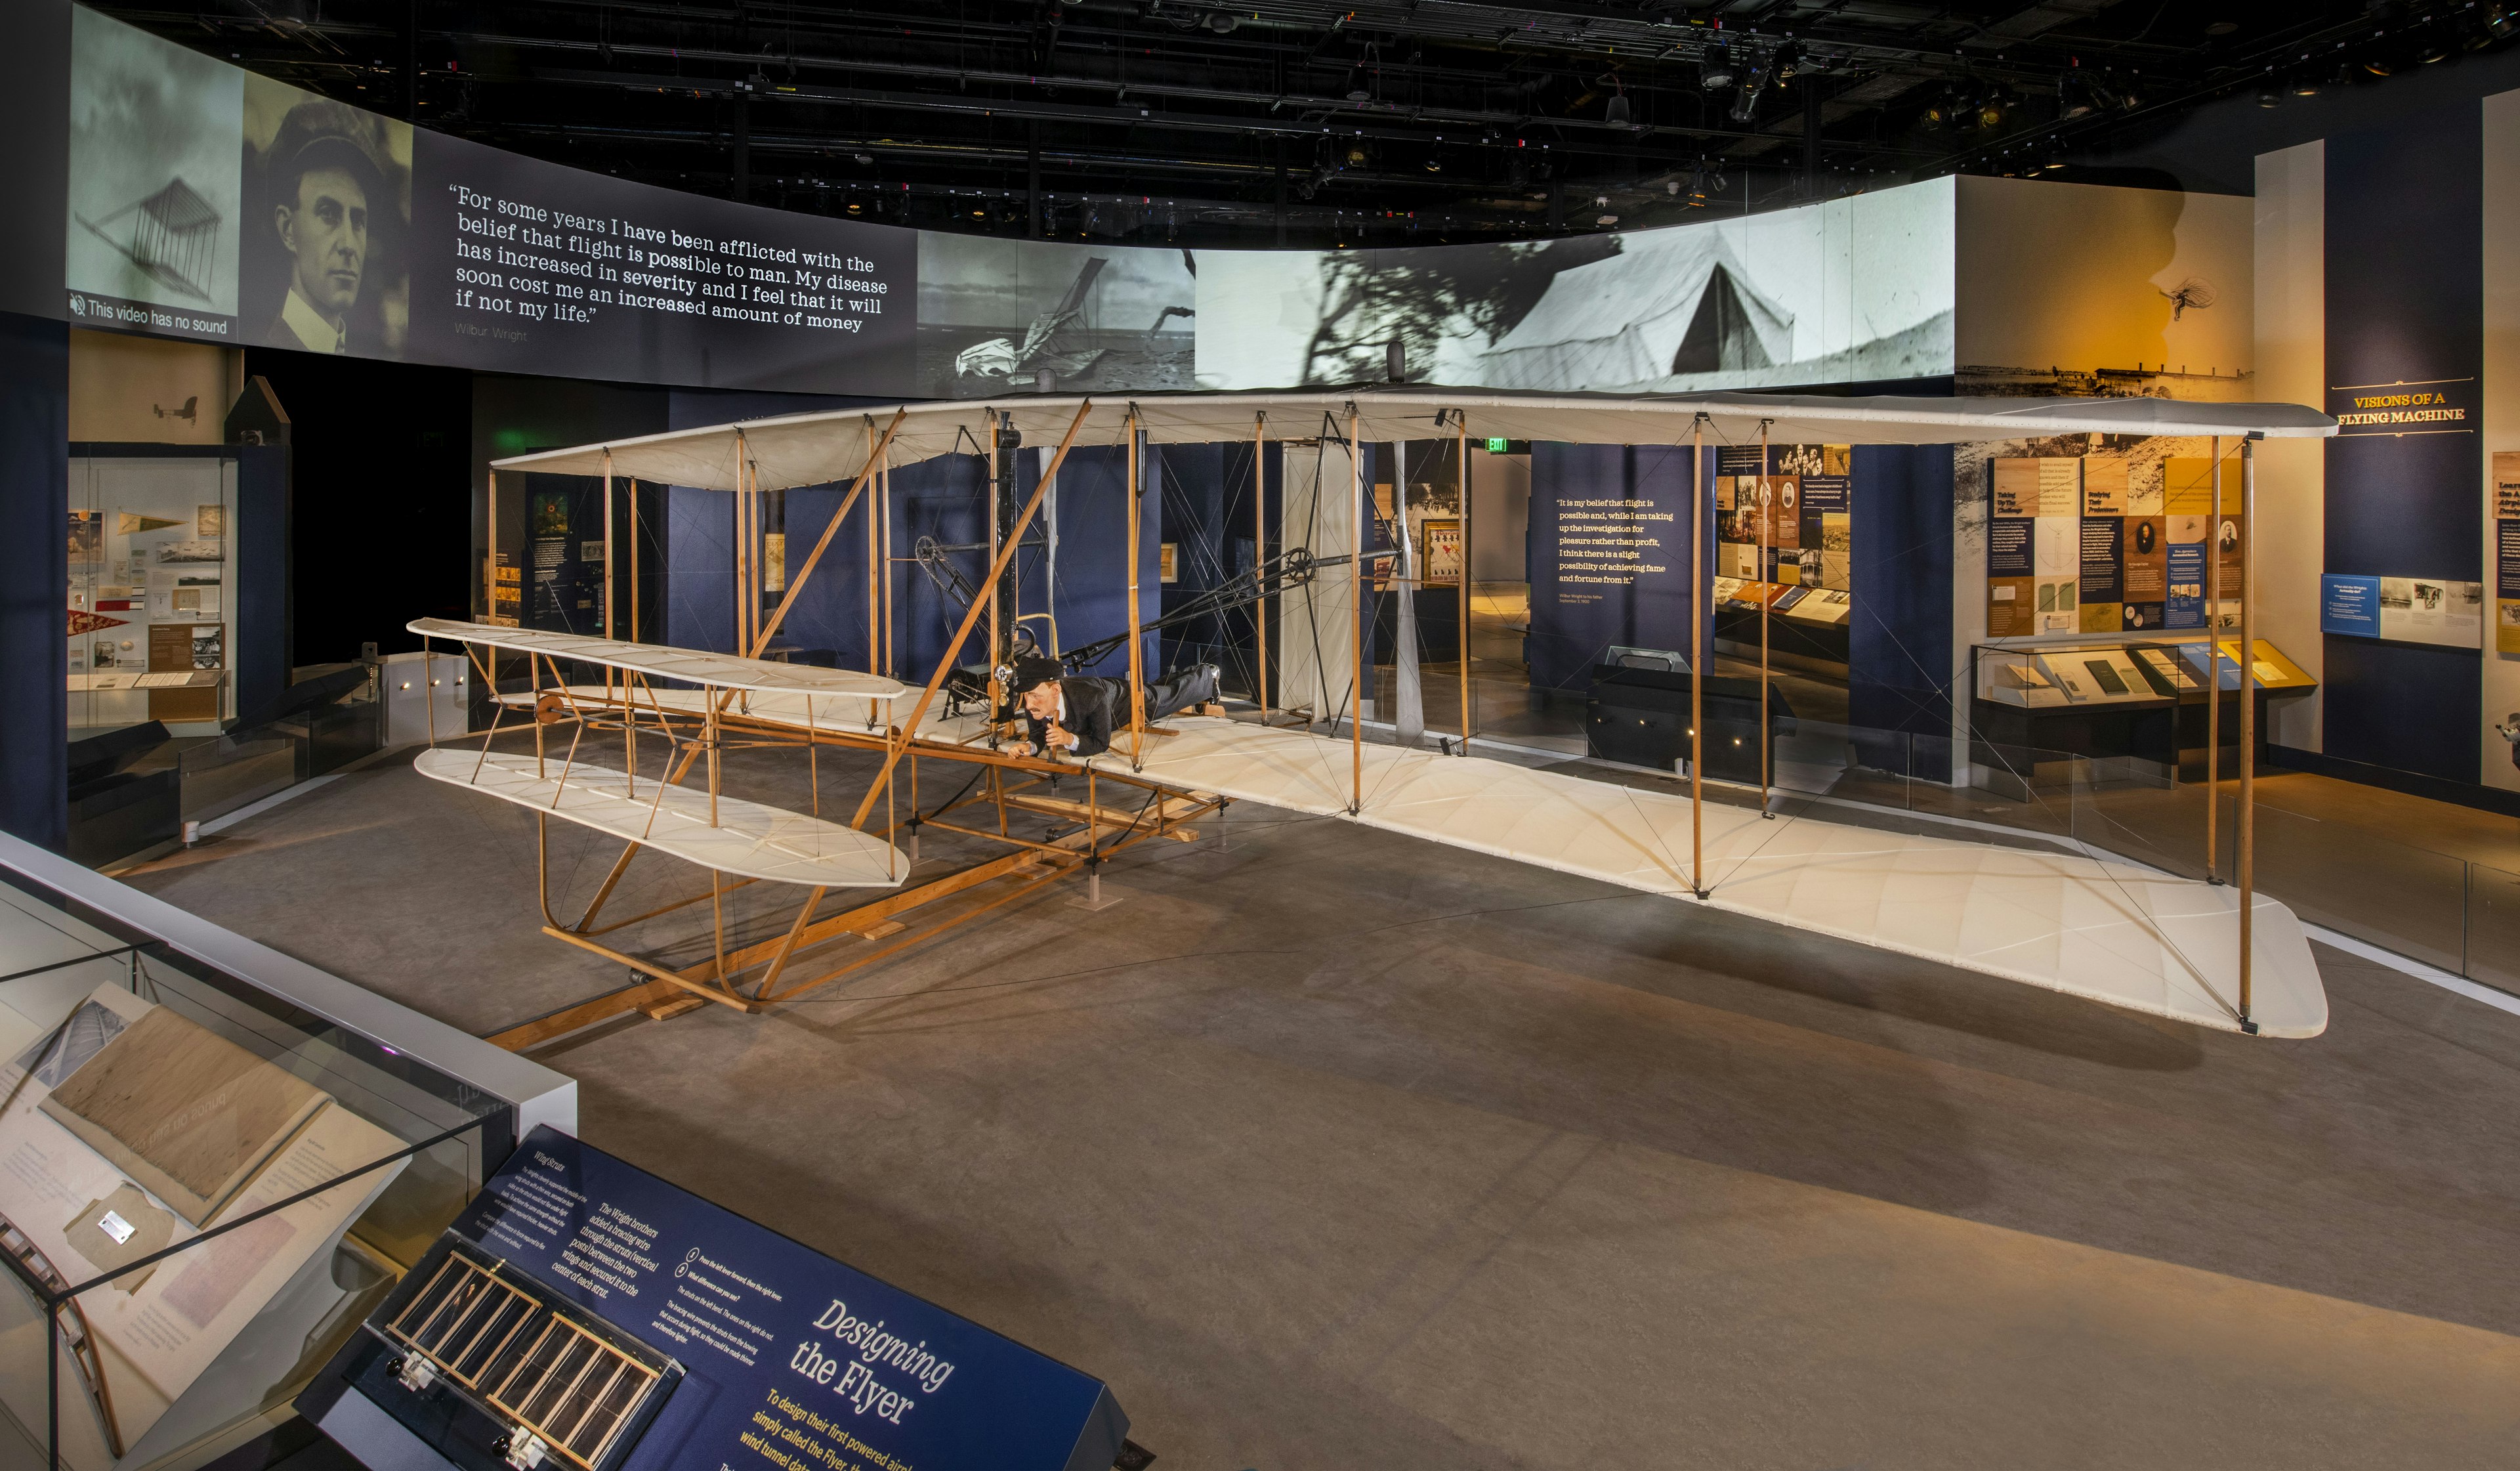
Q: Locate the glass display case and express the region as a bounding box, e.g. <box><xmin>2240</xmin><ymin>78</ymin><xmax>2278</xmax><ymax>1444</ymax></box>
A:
<box><xmin>0</xmin><ymin>842</ymin><xmax>553</xmax><ymax>1471</ymax></box>
<box><xmin>1971</xmin><ymin>637</ymin><xmax>2318</xmax><ymax>796</ymax></box>
<box><xmin>1975</xmin><ymin>640</ymin><xmax>2190</xmax><ymax>709</ymax></box>
<box><xmin>2172</xmin><ymin>638</ymin><xmax>2317</xmax><ymax>693</ymax></box>
<box><xmin>68</xmin><ymin>455</ymin><xmax>238</xmax><ymax>736</ymax></box>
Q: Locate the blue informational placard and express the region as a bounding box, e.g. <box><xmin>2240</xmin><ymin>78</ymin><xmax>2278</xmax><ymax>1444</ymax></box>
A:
<box><xmin>453</xmin><ymin>1128</ymin><xmax>1127</xmax><ymax>1471</ymax></box>
<box><xmin>2321</xmin><ymin>573</ymin><xmax>2383</xmax><ymax>639</ymax></box>
<box><xmin>2164</xmin><ymin>544</ymin><xmax>2207</xmax><ymax>628</ymax></box>
<box><xmin>1524</xmin><ymin>443</ymin><xmax>1699</xmax><ymax>691</ymax></box>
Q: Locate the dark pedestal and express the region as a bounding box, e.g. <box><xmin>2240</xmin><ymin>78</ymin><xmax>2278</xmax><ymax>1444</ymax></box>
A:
<box><xmin>1584</xmin><ymin>665</ymin><xmax>1794</xmax><ymax>782</ymax></box>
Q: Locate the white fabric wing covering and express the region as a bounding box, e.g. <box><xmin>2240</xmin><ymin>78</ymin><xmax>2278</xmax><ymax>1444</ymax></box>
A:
<box><xmin>488</xmin><ymin>388</ymin><xmax>2338</xmax><ymax>494</ymax></box>
<box><xmin>1068</xmin><ymin>719</ymin><xmax>2326</xmax><ymax>1038</ymax></box>
<box><xmin>408</xmin><ymin>618</ymin><xmax>909</xmax><ymax>701</ymax></box>
<box><xmin>414</xmin><ymin>749</ymin><xmax>906</xmax><ymax>888</ymax></box>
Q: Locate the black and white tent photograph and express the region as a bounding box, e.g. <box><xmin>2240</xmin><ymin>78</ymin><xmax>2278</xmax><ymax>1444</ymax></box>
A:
<box><xmin>1193</xmin><ymin>177</ymin><xmax>1953</xmax><ymax>393</ymax></box>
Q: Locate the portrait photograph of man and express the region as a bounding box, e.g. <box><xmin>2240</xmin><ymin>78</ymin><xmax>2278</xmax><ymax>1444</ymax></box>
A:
<box><xmin>240</xmin><ymin>77</ymin><xmax>411</xmax><ymax>358</ymax></box>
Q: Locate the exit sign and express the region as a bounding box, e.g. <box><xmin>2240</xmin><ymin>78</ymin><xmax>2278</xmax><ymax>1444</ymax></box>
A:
<box><xmin>1483</xmin><ymin>438</ymin><xmax>1528</xmax><ymax>453</ymax></box>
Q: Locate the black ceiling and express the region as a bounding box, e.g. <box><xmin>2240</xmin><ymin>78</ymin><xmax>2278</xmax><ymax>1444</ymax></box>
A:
<box><xmin>101</xmin><ymin>1</ymin><xmax>2519</xmax><ymax>247</ymax></box>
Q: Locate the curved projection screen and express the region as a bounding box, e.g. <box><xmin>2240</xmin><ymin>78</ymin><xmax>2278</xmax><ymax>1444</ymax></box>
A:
<box><xmin>63</xmin><ymin>6</ymin><xmax>1954</xmax><ymax>399</ymax></box>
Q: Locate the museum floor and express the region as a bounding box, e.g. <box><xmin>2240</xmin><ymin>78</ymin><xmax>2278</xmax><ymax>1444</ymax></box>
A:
<box><xmin>115</xmin><ymin>738</ymin><xmax>2520</xmax><ymax>1469</ymax></box>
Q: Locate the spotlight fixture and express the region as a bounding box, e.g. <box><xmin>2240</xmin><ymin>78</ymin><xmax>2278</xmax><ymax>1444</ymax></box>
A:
<box><xmin>2492</xmin><ymin>5</ymin><xmax>2520</xmax><ymax>41</ymax></box>
<box><xmin>1204</xmin><ymin>11</ymin><xmax>1236</xmax><ymax>33</ymax></box>
<box><xmin>1347</xmin><ymin>43</ymin><xmax>1382</xmax><ymax>104</ymax></box>
<box><xmin>1977</xmin><ymin>95</ymin><xmax>2007</xmax><ymax>129</ymax></box>
<box><xmin>1700</xmin><ymin>43</ymin><xmax>1736</xmax><ymax>91</ymax></box>
<box><xmin>1605</xmin><ymin>81</ymin><xmax>1631</xmax><ymax>128</ymax></box>
<box><xmin>2292</xmin><ymin>74</ymin><xmax>2320</xmax><ymax>96</ymax></box>
<box><xmin>2258</xmin><ymin>82</ymin><xmax>2283</xmax><ymax>107</ymax></box>
<box><xmin>1729</xmin><ymin>48</ymin><xmax>1776</xmax><ymax>122</ymax></box>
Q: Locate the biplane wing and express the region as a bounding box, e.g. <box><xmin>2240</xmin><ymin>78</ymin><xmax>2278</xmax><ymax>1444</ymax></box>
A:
<box><xmin>407</xmin><ymin>617</ymin><xmax>909</xmax><ymax>702</ymax></box>
<box><xmin>1056</xmin><ymin>717</ymin><xmax>2329</xmax><ymax>1039</ymax></box>
<box><xmin>415</xmin><ymin>749</ymin><xmax>904</xmax><ymax>887</ymax></box>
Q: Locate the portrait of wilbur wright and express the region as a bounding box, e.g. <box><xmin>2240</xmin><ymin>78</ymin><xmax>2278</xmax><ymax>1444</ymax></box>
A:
<box><xmin>240</xmin><ymin>78</ymin><xmax>411</xmax><ymax>358</ymax></box>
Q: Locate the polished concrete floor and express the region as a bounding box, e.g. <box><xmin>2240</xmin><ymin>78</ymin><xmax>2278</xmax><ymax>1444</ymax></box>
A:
<box><xmin>126</xmin><ymin>743</ymin><xmax>2520</xmax><ymax>1468</ymax></box>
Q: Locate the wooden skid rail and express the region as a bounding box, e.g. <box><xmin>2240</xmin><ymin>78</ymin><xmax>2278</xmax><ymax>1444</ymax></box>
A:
<box><xmin>492</xmin><ymin>836</ymin><xmax>1110</xmax><ymax>1050</ymax></box>
<box><xmin>495</xmin><ymin>845</ymin><xmax>1081</xmax><ymax>1048</ymax></box>
<box><xmin>474</xmin><ymin>691</ymin><xmax>1221</xmax><ymax>1050</ymax></box>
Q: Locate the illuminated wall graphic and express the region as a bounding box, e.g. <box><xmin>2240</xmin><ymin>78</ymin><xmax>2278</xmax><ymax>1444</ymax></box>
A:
<box><xmin>60</xmin><ymin>7</ymin><xmax>1957</xmax><ymax>398</ymax></box>
<box><xmin>1194</xmin><ymin>179</ymin><xmax>1954</xmax><ymax>394</ymax></box>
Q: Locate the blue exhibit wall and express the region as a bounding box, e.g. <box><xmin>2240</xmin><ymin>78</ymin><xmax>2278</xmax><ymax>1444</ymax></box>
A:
<box><xmin>2320</xmin><ymin>102</ymin><xmax>2485</xmax><ymax>785</ymax></box>
<box><xmin>1155</xmin><ymin>437</ymin><xmax>1270</xmax><ymax>697</ymax></box>
<box><xmin>873</xmin><ymin>442</ymin><xmax>1160</xmax><ymax>685</ymax></box>
<box><xmin>1522</xmin><ymin>438</ymin><xmax>1952</xmax><ymax>775</ymax></box>
<box><xmin>1524</xmin><ymin>442</ymin><xmax>1701</xmax><ymax>691</ymax></box>
<box><xmin>650</xmin><ymin>398</ymin><xmax>1157</xmax><ymax>679</ymax></box>
<box><xmin>1849</xmin><ymin>445</ymin><xmax>1956</xmax><ymax>776</ymax></box>
<box><xmin>0</xmin><ymin>312</ymin><xmax>69</xmax><ymax>851</ymax></box>
<box><xmin>1041</xmin><ymin>444</ymin><xmax>1163</xmax><ymax>683</ymax></box>
<box><xmin>886</xmin><ymin>452</ymin><xmax>989</xmax><ymax>678</ymax></box>
<box><xmin>0</xmin><ymin>3</ymin><xmax>70</xmax><ymax>849</ymax></box>
<box><xmin>662</xmin><ymin>388</ymin><xmax>870</xmax><ymax>655</ymax></box>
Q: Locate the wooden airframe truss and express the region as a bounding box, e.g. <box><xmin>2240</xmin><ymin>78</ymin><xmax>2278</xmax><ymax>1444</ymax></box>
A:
<box><xmin>434</xmin><ymin>400</ymin><xmax>1231</xmax><ymax>1050</ymax></box>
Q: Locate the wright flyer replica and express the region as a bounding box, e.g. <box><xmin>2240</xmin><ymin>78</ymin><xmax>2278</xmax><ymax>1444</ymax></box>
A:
<box><xmin>428</xmin><ymin>389</ymin><xmax>2338</xmax><ymax>1043</ymax></box>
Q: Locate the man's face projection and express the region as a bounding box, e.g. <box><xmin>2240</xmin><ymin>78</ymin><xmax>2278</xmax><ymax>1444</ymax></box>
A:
<box><xmin>278</xmin><ymin>165</ymin><xmax>369</xmax><ymax>320</ymax></box>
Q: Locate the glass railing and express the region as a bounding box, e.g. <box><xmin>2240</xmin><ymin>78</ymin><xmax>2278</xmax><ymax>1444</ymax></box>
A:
<box><xmin>176</xmin><ymin>725</ymin><xmax>306</xmax><ymax>822</ymax></box>
<box><xmin>1570</xmin><ymin>712</ymin><xmax>2519</xmax><ymax>997</ymax></box>
<box><xmin>2054</xmin><ymin>775</ymin><xmax>2483</xmax><ymax>980</ymax></box>
<box><xmin>72</xmin><ymin>675</ymin><xmax>383</xmax><ymax>864</ymax></box>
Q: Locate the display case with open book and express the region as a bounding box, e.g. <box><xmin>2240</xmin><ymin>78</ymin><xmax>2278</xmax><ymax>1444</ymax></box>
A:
<box><xmin>0</xmin><ymin>843</ymin><xmax>547</xmax><ymax>1471</ymax></box>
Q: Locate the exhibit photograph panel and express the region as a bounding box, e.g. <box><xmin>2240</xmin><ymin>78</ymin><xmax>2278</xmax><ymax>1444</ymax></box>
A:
<box><xmin>1982</xmin><ymin>449</ymin><xmax>2242</xmax><ymax>641</ymax></box>
<box><xmin>915</xmin><ymin>234</ymin><xmax>1195</xmax><ymax>397</ymax></box>
<box><xmin>63</xmin><ymin>5</ymin><xmax>243</xmax><ymax>333</ymax></box>
<box><xmin>58</xmin><ymin>7</ymin><xmax>1958</xmax><ymax>404</ymax></box>
<box><xmin>1192</xmin><ymin>178</ymin><xmax>1955</xmax><ymax>394</ymax></box>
